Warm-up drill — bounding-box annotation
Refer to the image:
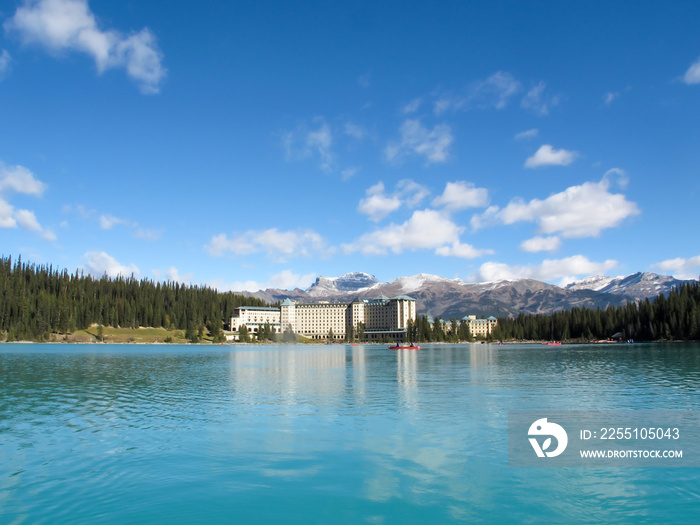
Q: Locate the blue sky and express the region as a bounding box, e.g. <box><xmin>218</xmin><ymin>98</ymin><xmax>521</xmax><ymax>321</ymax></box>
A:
<box><xmin>1</xmin><ymin>0</ymin><xmax>699</xmax><ymax>291</ymax></box>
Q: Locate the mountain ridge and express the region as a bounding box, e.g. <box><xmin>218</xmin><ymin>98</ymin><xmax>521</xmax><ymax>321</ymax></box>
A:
<box><xmin>238</xmin><ymin>272</ymin><xmax>697</xmax><ymax>320</ymax></box>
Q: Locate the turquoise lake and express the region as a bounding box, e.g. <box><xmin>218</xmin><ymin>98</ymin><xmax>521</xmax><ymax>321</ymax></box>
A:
<box><xmin>1</xmin><ymin>342</ymin><xmax>699</xmax><ymax>524</ymax></box>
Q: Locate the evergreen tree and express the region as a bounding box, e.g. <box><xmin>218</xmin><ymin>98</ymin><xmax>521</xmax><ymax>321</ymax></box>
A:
<box><xmin>238</xmin><ymin>324</ymin><xmax>250</xmax><ymax>343</ymax></box>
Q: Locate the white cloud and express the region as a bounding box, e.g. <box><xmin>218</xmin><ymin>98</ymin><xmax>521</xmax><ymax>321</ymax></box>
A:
<box><xmin>435</xmin><ymin>71</ymin><xmax>521</xmax><ymax>114</ymax></box>
<box><xmin>152</xmin><ymin>266</ymin><xmax>193</xmax><ymax>284</ymax></box>
<box><xmin>358</xmin><ymin>182</ymin><xmax>402</xmax><ymax>222</ymax></box>
<box><xmin>432</xmin><ymin>181</ymin><xmax>489</xmax><ymax>211</ymax></box>
<box><xmin>283</xmin><ymin>119</ymin><xmax>334</xmax><ymax>172</ymax></box>
<box><xmin>344</xmin><ymin>209</ymin><xmax>489</xmax><ymax>259</ymax></box>
<box><xmin>524</xmin><ymin>144</ymin><xmax>578</xmax><ymax>168</ymax></box>
<box><xmin>98</xmin><ymin>212</ymin><xmax>160</xmax><ymax>240</ymax></box>
<box><xmin>0</xmin><ymin>164</ymin><xmax>53</xmax><ymax>240</ymax></box>
<box><xmin>470</xmin><ymin>71</ymin><xmax>521</xmax><ymax>110</ymax></box>
<box><xmin>6</xmin><ymin>0</ymin><xmax>166</xmax><ymax>93</ymax></box>
<box><xmin>344</xmin><ymin>209</ymin><xmax>463</xmax><ymax>255</ymax></box>
<box><xmin>358</xmin><ymin>179</ymin><xmax>429</xmax><ymax>222</ymax></box>
<box><xmin>344</xmin><ymin>122</ymin><xmax>366</xmax><ymax>140</ymax></box>
<box><xmin>385</xmin><ymin>119</ymin><xmax>453</xmax><ymax>164</ymax></box>
<box><xmin>99</xmin><ymin>213</ymin><xmax>130</xmax><ymax>229</ymax></box>
<box><xmin>682</xmin><ymin>56</ymin><xmax>700</xmax><ymax>85</ymax></box>
<box><xmin>650</xmin><ymin>256</ymin><xmax>700</xmax><ymax>280</ymax></box>
<box><xmin>603</xmin><ymin>92</ymin><xmax>619</xmax><ymax>105</ymax></box>
<box><xmin>403</xmin><ymin>97</ymin><xmax>422</xmax><ymax>114</ymax></box>
<box><xmin>0</xmin><ymin>199</ymin><xmax>15</xmax><ymax>228</ymax></box>
<box><xmin>515</xmin><ymin>128</ymin><xmax>538</xmax><ymax>141</ymax></box>
<box><xmin>0</xmin><ymin>164</ymin><xmax>47</xmax><ymax>195</ymax></box>
<box><xmin>307</xmin><ymin>122</ymin><xmax>333</xmax><ymax>171</ymax></box>
<box><xmin>341</xmin><ymin>166</ymin><xmax>359</xmax><ymax>181</ymax></box>
<box><xmin>14</xmin><ymin>209</ymin><xmax>56</xmax><ymax>241</ymax></box>
<box><xmin>521</xmin><ymin>81</ymin><xmax>560</xmax><ymax>116</ymax></box>
<box><xmin>471</xmin><ymin>255</ymin><xmax>618</xmax><ymax>284</ymax></box>
<box><xmin>435</xmin><ymin>241</ymin><xmax>493</xmax><ymax>259</ymax></box>
<box><xmin>472</xmin><ymin>176</ymin><xmax>640</xmax><ymax>239</ymax></box>
<box><xmin>83</xmin><ymin>250</ymin><xmax>139</xmax><ymax>279</ymax></box>
<box><xmin>397</xmin><ymin>179</ymin><xmax>430</xmax><ymax>207</ymax></box>
<box><xmin>520</xmin><ymin>235</ymin><xmax>561</xmax><ymax>253</ymax></box>
<box><xmin>134</xmin><ymin>227</ymin><xmax>162</xmax><ymax>241</ymax></box>
<box><xmin>603</xmin><ymin>167</ymin><xmax>629</xmax><ymax>188</ymax></box>
<box><xmin>267</xmin><ymin>269</ymin><xmax>316</xmax><ymax>290</ymax></box>
<box><xmin>206</xmin><ymin>228</ymin><xmax>329</xmax><ymax>261</ymax></box>
<box><xmin>0</xmin><ymin>49</ymin><xmax>11</xmax><ymax>79</ymax></box>
<box><xmin>225</xmin><ymin>270</ymin><xmax>317</xmax><ymax>293</ymax></box>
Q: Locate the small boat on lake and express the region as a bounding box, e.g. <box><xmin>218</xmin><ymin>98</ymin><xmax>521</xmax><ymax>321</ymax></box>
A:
<box><xmin>389</xmin><ymin>343</ymin><xmax>421</xmax><ymax>350</ymax></box>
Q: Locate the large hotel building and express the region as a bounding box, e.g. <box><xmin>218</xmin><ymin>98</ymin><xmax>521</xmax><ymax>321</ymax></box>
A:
<box><xmin>230</xmin><ymin>295</ymin><xmax>417</xmax><ymax>342</ymax></box>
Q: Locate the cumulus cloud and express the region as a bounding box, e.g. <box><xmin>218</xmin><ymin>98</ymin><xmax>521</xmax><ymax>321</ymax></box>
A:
<box><xmin>0</xmin><ymin>164</ymin><xmax>47</xmax><ymax>195</ymax></box>
<box><xmin>0</xmin><ymin>163</ymin><xmax>54</xmax><ymax>240</ymax></box>
<box><xmin>682</xmin><ymin>56</ymin><xmax>700</xmax><ymax>85</ymax></box>
<box><xmin>521</xmin><ymin>81</ymin><xmax>560</xmax><ymax>116</ymax></box>
<box><xmin>385</xmin><ymin>119</ymin><xmax>453</xmax><ymax>164</ymax></box>
<box><xmin>432</xmin><ymin>181</ymin><xmax>489</xmax><ymax>212</ymax></box>
<box><xmin>524</xmin><ymin>144</ymin><xmax>578</xmax><ymax>168</ymax></box>
<box><xmin>650</xmin><ymin>256</ymin><xmax>700</xmax><ymax>280</ymax></box>
<box><xmin>206</xmin><ymin>228</ymin><xmax>330</xmax><ymax>261</ymax></box>
<box><xmin>6</xmin><ymin>0</ymin><xmax>166</xmax><ymax>93</ymax></box>
<box><xmin>471</xmin><ymin>255</ymin><xmax>618</xmax><ymax>284</ymax></box>
<box><xmin>344</xmin><ymin>209</ymin><xmax>462</xmax><ymax>255</ymax></box>
<box><xmin>358</xmin><ymin>179</ymin><xmax>430</xmax><ymax>222</ymax></box>
<box><xmin>520</xmin><ymin>235</ymin><xmax>562</xmax><ymax>253</ymax></box>
<box><xmin>14</xmin><ymin>209</ymin><xmax>56</xmax><ymax>241</ymax></box>
<box><xmin>358</xmin><ymin>182</ymin><xmax>402</xmax><ymax>222</ymax></box>
<box><xmin>472</xmin><ymin>176</ymin><xmax>640</xmax><ymax>239</ymax></box>
<box><xmin>0</xmin><ymin>199</ymin><xmax>15</xmax><ymax>228</ymax></box>
<box><xmin>344</xmin><ymin>209</ymin><xmax>490</xmax><ymax>259</ymax></box>
<box><xmin>83</xmin><ymin>250</ymin><xmax>139</xmax><ymax>279</ymax></box>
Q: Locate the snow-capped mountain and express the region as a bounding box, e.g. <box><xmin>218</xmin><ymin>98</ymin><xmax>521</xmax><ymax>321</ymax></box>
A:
<box><xmin>239</xmin><ymin>271</ymin><xmax>697</xmax><ymax>320</ymax></box>
<box><xmin>306</xmin><ymin>272</ymin><xmax>380</xmax><ymax>297</ymax></box>
<box><xmin>564</xmin><ymin>275</ymin><xmax>618</xmax><ymax>292</ymax></box>
<box><xmin>565</xmin><ymin>272</ymin><xmax>690</xmax><ymax>301</ymax></box>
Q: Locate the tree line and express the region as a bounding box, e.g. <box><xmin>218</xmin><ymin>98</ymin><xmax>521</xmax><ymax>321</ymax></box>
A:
<box><xmin>2</xmin><ymin>255</ymin><xmax>698</xmax><ymax>344</ymax></box>
<box><xmin>490</xmin><ymin>282</ymin><xmax>700</xmax><ymax>342</ymax></box>
<box><xmin>0</xmin><ymin>256</ymin><xmax>267</xmax><ymax>342</ymax></box>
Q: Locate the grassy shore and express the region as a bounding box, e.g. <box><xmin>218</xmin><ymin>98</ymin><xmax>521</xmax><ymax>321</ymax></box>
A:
<box><xmin>32</xmin><ymin>326</ymin><xmax>192</xmax><ymax>344</ymax></box>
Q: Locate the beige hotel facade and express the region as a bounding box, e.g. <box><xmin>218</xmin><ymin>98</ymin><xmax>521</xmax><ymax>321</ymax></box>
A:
<box><xmin>230</xmin><ymin>295</ymin><xmax>417</xmax><ymax>342</ymax></box>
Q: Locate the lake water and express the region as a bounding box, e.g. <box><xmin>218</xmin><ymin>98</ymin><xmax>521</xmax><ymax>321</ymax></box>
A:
<box><xmin>1</xmin><ymin>342</ymin><xmax>699</xmax><ymax>523</ymax></box>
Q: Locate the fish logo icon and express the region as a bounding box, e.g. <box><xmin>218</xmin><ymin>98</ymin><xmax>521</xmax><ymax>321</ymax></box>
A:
<box><xmin>528</xmin><ymin>418</ymin><xmax>568</xmax><ymax>458</ymax></box>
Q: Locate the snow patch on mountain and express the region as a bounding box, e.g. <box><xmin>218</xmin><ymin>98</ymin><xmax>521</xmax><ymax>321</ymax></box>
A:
<box><xmin>306</xmin><ymin>272</ymin><xmax>380</xmax><ymax>296</ymax></box>
<box><xmin>565</xmin><ymin>275</ymin><xmax>619</xmax><ymax>292</ymax></box>
<box><xmin>393</xmin><ymin>273</ymin><xmax>459</xmax><ymax>294</ymax></box>
<box><xmin>566</xmin><ymin>272</ymin><xmax>692</xmax><ymax>299</ymax></box>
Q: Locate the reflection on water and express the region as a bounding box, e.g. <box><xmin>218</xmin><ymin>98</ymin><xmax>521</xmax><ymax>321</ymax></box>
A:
<box><xmin>1</xmin><ymin>342</ymin><xmax>699</xmax><ymax>523</ymax></box>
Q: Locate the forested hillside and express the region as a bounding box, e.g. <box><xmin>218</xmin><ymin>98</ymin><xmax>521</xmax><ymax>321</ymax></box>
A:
<box><xmin>0</xmin><ymin>256</ymin><xmax>268</xmax><ymax>342</ymax></box>
<box><xmin>2</xmin><ymin>256</ymin><xmax>699</xmax><ymax>343</ymax></box>
<box><xmin>491</xmin><ymin>282</ymin><xmax>700</xmax><ymax>342</ymax></box>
